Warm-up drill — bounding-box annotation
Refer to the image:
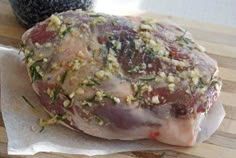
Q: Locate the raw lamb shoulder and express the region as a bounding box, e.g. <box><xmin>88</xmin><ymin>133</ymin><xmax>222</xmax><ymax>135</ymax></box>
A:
<box><xmin>21</xmin><ymin>10</ymin><xmax>222</xmax><ymax>146</ymax></box>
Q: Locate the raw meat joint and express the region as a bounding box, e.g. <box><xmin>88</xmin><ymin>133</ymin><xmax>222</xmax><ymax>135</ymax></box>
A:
<box><xmin>20</xmin><ymin>10</ymin><xmax>222</xmax><ymax>146</ymax></box>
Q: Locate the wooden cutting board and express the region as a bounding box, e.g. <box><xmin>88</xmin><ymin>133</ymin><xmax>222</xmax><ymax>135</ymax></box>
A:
<box><xmin>0</xmin><ymin>0</ymin><xmax>236</xmax><ymax>158</ymax></box>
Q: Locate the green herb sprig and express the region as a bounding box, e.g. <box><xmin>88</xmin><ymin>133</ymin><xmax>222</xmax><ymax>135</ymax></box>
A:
<box><xmin>29</xmin><ymin>59</ymin><xmax>43</xmax><ymax>82</ymax></box>
<box><xmin>24</xmin><ymin>50</ymin><xmax>35</xmax><ymax>63</ymax></box>
<box><xmin>60</xmin><ymin>71</ymin><xmax>68</xmax><ymax>84</ymax></box>
<box><xmin>61</xmin><ymin>26</ymin><xmax>73</xmax><ymax>37</ymax></box>
<box><xmin>22</xmin><ymin>96</ymin><xmax>35</xmax><ymax>109</ymax></box>
<box><xmin>175</xmin><ymin>30</ymin><xmax>193</xmax><ymax>44</ymax></box>
<box><xmin>51</xmin><ymin>86</ymin><xmax>60</xmax><ymax>103</ymax></box>
<box><xmin>139</xmin><ymin>76</ymin><xmax>156</xmax><ymax>81</ymax></box>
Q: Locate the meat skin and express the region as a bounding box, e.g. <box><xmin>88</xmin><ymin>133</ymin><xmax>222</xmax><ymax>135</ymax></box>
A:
<box><xmin>21</xmin><ymin>10</ymin><xmax>222</xmax><ymax>146</ymax></box>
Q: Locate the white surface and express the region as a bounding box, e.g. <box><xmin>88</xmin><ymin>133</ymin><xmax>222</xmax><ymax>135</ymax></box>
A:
<box><xmin>95</xmin><ymin>0</ymin><xmax>236</xmax><ymax>27</ymax></box>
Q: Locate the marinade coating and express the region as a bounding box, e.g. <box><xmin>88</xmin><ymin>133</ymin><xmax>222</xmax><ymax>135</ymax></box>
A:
<box><xmin>21</xmin><ymin>10</ymin><xmax>222</xmax><ymax>146</ymax></box>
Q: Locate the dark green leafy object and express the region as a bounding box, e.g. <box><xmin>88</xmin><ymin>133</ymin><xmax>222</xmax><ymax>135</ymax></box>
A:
<box><xmin>139</xmin><ymin>76</ymin><xmax>156</xmax><ymax>81</ymax></box>
<box><xmin>82</xmin><ymin>78</ymin><xmax>100</xmax><ymax>87</ymax></box>
<box><xmin>211</xmin><ymin>80</ymin><xmax>219</xmax><ymax>86</ymax></box>
<box><xmin>60</xmin><ymin>71</ymin><xmax>68</xmax><ymax>84</ymax></box>
<box><xmin>61</xmin><ymin>26</ymin><xmax>73</xmax><ymax>37</ymax></box>
<box><xmin>56</xmin><ymin>115</ymin><xmax>66</xmax><ymax>121</ymax></box>
<box><xmin>29</xmin><ymin>60</ymin><xmax>43</xmax><ymax>82</ymax></box>
<box><xmin>90</xmin><ymin>78</ymin><xmax>100</xmax><ymax>85</ymax></box>
<box><xmin>51</xmin><ymin>86</ymin><xmax>60</xmax><ymax>103</ymax></box>
<box><xmin>9</xmin><ymin>0</ymin><xmax>94</xmax><ymax>28</ymax></box>
<box><xmin>22</xmin><ymin>96</ymin><xmax>35</xmax><ymax>109</ymax></box>
<box><xmin>24</xmin><ymin>50</ymin><xmax>34</xmax><ymax>63</ymax></box>
<box><xmin>198</xmin><ymin>78</ymin><xmax>205</xmax><ymax>88</ymax></box>
<box><xmin>103</xmin><ymin>94</ymin><xmax>117</xmax><ymax>104</ymax></box>
<box><xmin>39</xmin><ymin>126</ymin><xmax>45</xmax><ymax>133</ymax></box>
<box><xmin>134</xmin><ymin>83</ymin><xmax>145</xmax><ymax>97</ymax></box>
<box><xmin>20</xmin><ymin>41</ymin><xmax>26</xmax><ymax>47</ymax></box>
<box><xmin>175</xmin><ymin>30</ymin><xmax>193</xmax><ymax>44</ymax></box>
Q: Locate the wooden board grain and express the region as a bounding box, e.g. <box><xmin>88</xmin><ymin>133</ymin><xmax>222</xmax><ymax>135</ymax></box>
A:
<box><xmin>0</xmin><ymin>0</ymin><xmax>236</xmax><ymax>158</ymax></box>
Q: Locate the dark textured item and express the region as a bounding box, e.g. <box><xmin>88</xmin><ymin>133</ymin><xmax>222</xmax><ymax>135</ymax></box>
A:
<box><xmin>9</xmin><ymin>0</ymin><xmax>93</xmax><ymax>28</ymax></box>
<box><xmin>21</xmin><ymin>10</ymin><xmax>222</xmax><ymax>146</ymax></box>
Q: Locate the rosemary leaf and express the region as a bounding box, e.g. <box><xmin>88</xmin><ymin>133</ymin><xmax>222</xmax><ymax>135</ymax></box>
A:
<box><xmin>103</xmin><ymin>94</ymin><xmax>116</xmax><ymax>104</ymax></box>
<box><xmin>211</xmin><ymin>80</ymin><xmax>218</xmax><ymax>86</ymax></box>
<box><xmin>61</xmin><ymin>26</ymin><xmax>72</xmax><ymax>37</ymax></box>
<box><xmin>56</xmin><ymin>115</ymin><xmax>65</xmax><ymax>121</ymax></box>
<box><xmin>20</xmin><ymin>41</ymin><xmax>26</xmax><ymax>47</ymax></box>
<box><xmin>51</xmin><ymin>86</ymin><xmax>60</xmax><ymax>103</ymax></box>
<box><xmin>90</xmin><ymin>78</ymin><xmax>101</xmax><ymax>85</ymax></box>
<box><xmin>89</xmin><ymin>14</ymin><xmax>101</xmax><ymax>18</ymax></box>
<box><xmin>24</xmin><ymin>50</ymin><xmax>34</xmax><ymax>62</ymax></box>
<box><xmin>60</xmin><ymin>71</ymin><xmax>68</xmax><ymax>84</ymax></box>
<box><xmin>175</xmin><ymin>30</ymin><xmax>193</xmax><ymax>44</ymax></box>
<box><xmin>159</xmin><ymin>152</ymin><xmax>165</xmax><ymax>158</ymax></box>
<box><xmin>139</xmin><ymin>76</ymin><xmax>155</xmax><ymax>81</ymax></box>
<box><xmin>198</xmin><ymin>78</ymin><xmax>205</xmax><ymax>88</ymax></box>
<box><xmin>39</xmin><ymin>126</ymin><xmax>45</xmax><ymax>133</ymax></box>
<box><xmin>134</xmin><ymin>84</ymin><xmax>145</xmax><ymax>97</ymax></box>
<box><xmin>29</xmin><ymin>59</ymin><xmax>43</xmax><ymax>82</ymax></box>
<box><xmin>22</xmin><ymin>96</ymin><xmax>35</xmax><ymax>109</ymax></box>
<box><xmin>82</xmin><ymin>78</ymin><xmax>101</xmax><ymax>87</ymax></box>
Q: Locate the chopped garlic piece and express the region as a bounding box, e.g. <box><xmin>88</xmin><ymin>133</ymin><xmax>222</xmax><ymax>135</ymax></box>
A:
<box><xmin>56</xmin><ymin>75</ymin><xmax>61</xmax><ymax>82</ymax></box>
<box><xmin>38</xmin><ymin>53</ymin><xmax>44</xmax><ymax>57</ymax></box>
<box><xmin>27</xmin><ymin>58</ymin><xmax>34</xmax><ymax>65</ymax></box>
<box><xmin>35</xmin><ymin>42</ymin><xmax>41</xmax><ymax>48</ymax></box>
<box><xmin>215</xmin><ymin>83</ymin><xmax>221</xmax><ymax>95</ymax></box>
<box><xmin>107</xmin><ymin>52</ymin><xmax>119</xmax><ymax>72</ymax></box>
<box><xmin>59</xmin><ymin>24</ymin><xmax>67</xmax><ymax>34</ymax></box>
<box><xmin>113</xmin><ymin>97</ymin><xmax>120</xmax><ymax>104</ymax></box>
<box><xmin>148</xmin><ymin>63</ymin><xmax>152</xmax><ymax>68</ymax></box>
<box><xmin>148</xmin><ymin>86</ymin><xmax>153</xmax><ymax>92</ymax></box>
<box><xmin>95</xmin><ymin>70</ymin><xmax>109</xmax><ymax>80</ymax></box>
<box><xmin>126</xmin><ymin>95</ymin><xmax>135</xmax><ymax>105</ymax></box>
<box><xmin>51</xmin><ymin>63</ymin><xmax>59</xmax><ymax>69</ymax></box>
<box><xmin>140</xmin><ymin>24</ymin><xmax>153</xmax><ymax>31</ymax></box>
<box><xmin>196</xmin><ymin>44</ymin><xmax>206</xmax><ymax>52</ymax></box>
<box><xmin>72</xmin><ymin>60</ymin><xmax>81</xmax><ymax>71</ymax></box>
<box><xmin>134</xmin><ymin>39</ymin><xmax>142</xmax><ymax>49</ymax></box>
<box><xmin>95</xmin><ymin>91</ymin><xmax>105</xmax><ymax>101</ymax></box>
<box><xmin>149</xmin><ymin>39</ymin><xmax>157</xmax><ymax>48</ymax></box>
<box><xmin>167</xmin><ymin>75</ymin><xmax>175</xmax><ymax>83</ymax></box>
<box><xmin>47</xmin><ymin>88</ymin><xmax>54</xmax><ymax>98</ymax></box>
<box><xmin>140</xmin><ymin>31</ymin><xmax>151</xmax><ymax>39</ymax></box>
<box><xmin>76</xmin><ymin>88</ymin><xmax>85</xmax><ymax>95</ymax></box>
<box><xmin>116</xmin><ymin>41</ymin><xmax>122</xmax><ymax>50</ymax></box>
<box><xmin>191</xmin><ymin>68</ymin><xmax>200</xmax><ymax>77</ymax></box>
<box><xmin>152</xmin><ymin>95</ymin><xmax>160</xmax><ymax>104</ymax></box>
<box><xmin>39</xmin><ymin>117</ymin><xmax>58</xmax><ymax>127</ymax></box>
<box><xmin>186</xmin><ymin>88</ymin><xmax>191</xmax><ymax>94</ymax></box>
<box><xmin>200</xmin><ymin>86</ymin><xmax>208</xmax><ymax>94</ymax></box>
<box><xmin>159</xmin><ymin>72</ymin><xmax>166</xmax><ymax>78</ymax></box>
<box><xmin>77</xmin><ymin>51</ymin><xmax>85</xmax><ymax>58</ymax></box>
<box><xmin>192</xmin><ymin>77</ymin><xmax>199</xmax><ymax>85</ymax></box>
<box><xmin>43</xmin><ymin>58</ymin><xmax>48</xmax><ymax>62</ymax></box>
<box><xmin>48</xmin><ymin>15</ymin><xmax>62</xmax><ymax>29</ymax></box>
<box><xmin>168</xmin><ymin>83</ymin><xmax>175</xmax><ymax>92</ymax></box>
<box><xmin>63</xmin><ymin>99</ymin><xmax>71</xmax><ymax>107</ymax></box>
<box><xmin>159</xmin><ymin>50</ymin><xmax>169</xmax><ymax>57</ymax></box>
<box><xmin>98</xmin><ymin>119</ymin><xmax>104</xmax><ymax>126</ymax></box>
<box><xmin>191</xmin><ymin>68</ymin><xmax>200</xmax><ymax>85</ymax></box>
<box><xmin>44</xmin><ymin>42</ymin><xmax>52</xmax><ymax>48</ymax></box>
<box><xmin>69</xmin><ymin>92</ymin><xmax>75</xmax><ymax>98</ymax></box>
